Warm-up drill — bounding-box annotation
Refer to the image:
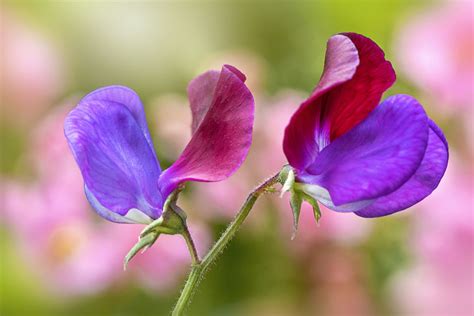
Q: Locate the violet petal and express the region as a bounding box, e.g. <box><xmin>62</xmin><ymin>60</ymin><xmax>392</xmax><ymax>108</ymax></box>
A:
<box><xmin>80</xmin><ymin>85</ymin><xmax>160</xmax><ymax>162</ymax></box>
<box><xmin>300</xmin><ymin>94</ymin><xmax>429</xmax><ymax>208</ymax></box>
<box><xmin>355</xmin><ymin>120</ymin><xmax>449</xmax><ymax>217</ymax></box>
<box><xmin>64</xmin><ymin>98</ymin><xmax>162</xmax><ymax>223</ymax></box>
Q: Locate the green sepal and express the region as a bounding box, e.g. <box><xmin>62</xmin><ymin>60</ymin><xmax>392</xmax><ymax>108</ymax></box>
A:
<box><xmin>124</xmin><ymin>232</ymin><xmax>159</xmax><ymax>270</ymax></box>
<box><xmin>140</xmin><ymin>189</ymin><xmax>187</xmax><ymax>238</ymax></box>
<box><xmin>301</xmin><ymin>191</ymin><xmax>322</xmax><ymax>224</ymax></box>
<box><xmin>278</xmin><ymin>164</ymin><xmax>292</xmax><ymax>185</ymax></box>
<box><xmin>124</xmin><ymin>188</ymin><xmax>189</xmax><ymax>269</ymax></box>
<box><xmin>140</xmin><ymin>205</ymin><xmax>186</xmax><ymax>238</ymax></box>
<box><xmin>280</xmin><ymin>167</ymin><xmax>295</xmax><ymax>197</ymax></box>
<box><xmin>289</xmin><ymin>189</ymin><xmax>303</xmax><ymax>240</ymax></box>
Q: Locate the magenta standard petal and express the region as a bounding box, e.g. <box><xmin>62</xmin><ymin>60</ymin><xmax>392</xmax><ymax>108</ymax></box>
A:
<box><xmin>158</xmin><ymin>65</ymin><xmax>254</xmax><ymax>197</ymax></box>
<box><xmin>80</xmin><ymin>85</ymin><xmax>160</xmax><ymax>161</ymax></box>
<box><xmin>283</xmin><ymin>33</ymin><xmax>395</xmax><ymax>170</ymax></box>
<box><xmin>355</xmin><ymin>120</ymin><xmax>449</xmax><ymax>217</ymax></box>
<box><xmin>64</xmin><ymin>98</ymin><xmax>163</xmax><ymax>223</ymax></box>
<box><xmin>300</xmin><ymin>95</ymin><xmax>429</xmax><ymax>209</ymax></box>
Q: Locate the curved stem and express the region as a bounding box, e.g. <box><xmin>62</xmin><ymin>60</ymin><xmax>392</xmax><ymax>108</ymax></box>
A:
<box><xmin>181</xmin><ymin>225</ymin><xmax>201</xmax><ymax>266</ymax></box>
<box><xmin>171</xmin><ymin>172</ymin><xmax>281</xmax><ymax>316</ymax></box>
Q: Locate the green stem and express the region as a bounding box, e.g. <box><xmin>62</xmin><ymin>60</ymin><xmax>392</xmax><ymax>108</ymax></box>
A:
<box><xmin>181</xmin><ymin>225</ymin><xmax>201</xmax><ymax>266</ymax></box>
<box><xmin>171</xmin><ymin>172</ymin><xmax>281</xmax><ymax>316</ymax></box>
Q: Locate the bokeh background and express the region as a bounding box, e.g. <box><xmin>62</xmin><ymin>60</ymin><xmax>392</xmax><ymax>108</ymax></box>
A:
<box><xmin>1</xmin><ymin>1</ymin><xmax>473</xmax><ymax>315</ymax></box>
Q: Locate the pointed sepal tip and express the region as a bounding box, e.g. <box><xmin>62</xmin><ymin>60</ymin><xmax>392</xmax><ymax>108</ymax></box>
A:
<box><xmin>123</xmin><ymin>232</ymin><xmax>160</xmax><ymax>271</ymax></box>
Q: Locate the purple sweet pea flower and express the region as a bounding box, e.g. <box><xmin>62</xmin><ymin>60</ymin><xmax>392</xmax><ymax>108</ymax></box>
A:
<box><xmin>283</xmin><ymin>33</ymin><xmax>449</xmax><ymax>218</ymax></box>
<box><xmin>65</xmin><ymin>65</ymin><xmax>254</xmax><ymax>224</ymax></box>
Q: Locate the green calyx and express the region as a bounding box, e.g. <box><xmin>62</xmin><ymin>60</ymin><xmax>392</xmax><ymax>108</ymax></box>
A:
<box><xmin>278</xmin><ymin>166</ymin><xmax>322</xmax><ymax>239</ymax></box>
<box><xmin>278</xmin><ymin>164</ymin><xmax>293</xmax><ymax>188</ymax></box>
<box><xmin>124</xmin><ymin>188</ymin><xmax>192</xmax><ymax>270</ymax></box>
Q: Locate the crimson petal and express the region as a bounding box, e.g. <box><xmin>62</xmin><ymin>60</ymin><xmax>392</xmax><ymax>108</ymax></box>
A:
<box><xmin>158</xmin><ymin>65</ymin><xmax>254</xmax><ymax>197</ymax></box>
<box><xmin>283</xmin><ymin>33</ymin><xmax>395</xmax><ymax>170</ymax></box>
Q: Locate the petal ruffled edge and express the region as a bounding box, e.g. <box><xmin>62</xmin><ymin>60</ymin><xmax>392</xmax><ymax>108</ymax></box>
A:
<box><xmin>354</xmin><ymin>119</ymin><xmax>449</xmax><ymax>217</ymax></box>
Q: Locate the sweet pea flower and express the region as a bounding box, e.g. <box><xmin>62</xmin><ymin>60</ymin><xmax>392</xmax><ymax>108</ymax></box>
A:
<box><xmin>64</xmin><ymin>65</ymin><xmax>254</xmax><ymax>225</ymax></box>
<box><xmin>2</xmin><ymin>103</ymin><xmax>211</xmax><ymax>296</ymax></box>
<box><xmin>151</xmin><ymin>94</ymin><xmax>191</xmax><ymax>161</ymax></box>
<box><xmin>282</xmin><ymin>33</ymin><xmax>448</xmax><ymax>219</ymax></box>
<box><xmin>0</xmin><ymin>10</ymin><xmax>65</xmax><ymax>125</ymax></box>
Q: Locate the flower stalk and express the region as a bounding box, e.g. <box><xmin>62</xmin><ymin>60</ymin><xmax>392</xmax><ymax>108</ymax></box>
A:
<box><xmin>172</xmin><ymin>172</ymin><xmax>281</xmax><ymax>316</ymax></box>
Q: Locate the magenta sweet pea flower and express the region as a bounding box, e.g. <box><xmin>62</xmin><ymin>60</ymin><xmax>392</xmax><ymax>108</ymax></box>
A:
<box><xmin>282</xmin><ymin>33</ymin><xmax>449</xmax><ymax>218</ymax></box>
<box><xmin>65</xmin><ymin>65</ymin><xmax>254</xmax><ymax>224</ymax></box>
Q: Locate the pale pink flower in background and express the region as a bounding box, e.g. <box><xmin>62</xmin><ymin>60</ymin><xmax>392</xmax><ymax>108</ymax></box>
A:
<box><xmin>415</xmin><ymin>155</ymin><xmax>473</xmax><ymax>277</ymax></box>
<box><xmin>464</xmin><ymin>107</ymin><xmax>474</xmax><ymax>157</ymax></box>
<box><xmin>1</xmin><ymin>105</ymin><xmax>210</xmax><ymax>297</ymax></box>
<box><xmin>392</xmin><ymin>265</ymin><xmax>473</xmax><ymax>316</ymax></box>
<box><xmin>2</xmin><ymin>179</ymin><xmax>123</xmax><ymax>296</ymax></box>
<box><xmin>192</xmin><ymin>172</ymin><xmax>252</xmax><ymax>219</ymax></box>
<box><xmin>395</xmin><ymin>0</ymin><xmax>473</xmax><ymax>110</ymax></box>
<box><xmin>151</xmin><ymin>94</ymin><xmax>192</xmax><ymax>161</ymax></box>
<box><xmin>0</xmin><ymin>10</ymin><xmax>65</xmax><ymax>125</ymax></box>
<box><xmin>309</xmin><ymin>247</ymin><xmax>374</xmax><ymax>316</ymax></box>
<box><xmin>255</xmin><ymin>91</ymin><xmax>306</xmax><ymax>173</ymax></box>
<box><xmin>391</xmin><ymin>154</ymin><xmax>474</xmax><ymax>316</ymax></box>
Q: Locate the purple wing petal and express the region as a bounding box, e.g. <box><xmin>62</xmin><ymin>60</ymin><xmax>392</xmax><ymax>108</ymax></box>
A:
<box><xmin>355</xmin><ymin>120</ymin><xmax>449</xmax><ymax>217</ymax></box>
<box><xmin>299</xmin><ymin>94</ymin><xmax>429</xmax><ymax>208</ymax></box>
<box><xmin>283</xmin><ymin>33</ymin><xmax>395</xmax><ymax>170</ymax></box>
<box><xmin>64</xmin><ymin>99</ymin><xmax>163</xmax><ymax>223</ymax></box>
<box><xmin>158</xmin><ymin>65</ymin><xmax>254</xmax><ymax>197</ymax></box>
<box><xmin>81</xmin><ymin>85</ymin><xmax>160</xmax><ymax>162</ymax></box>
